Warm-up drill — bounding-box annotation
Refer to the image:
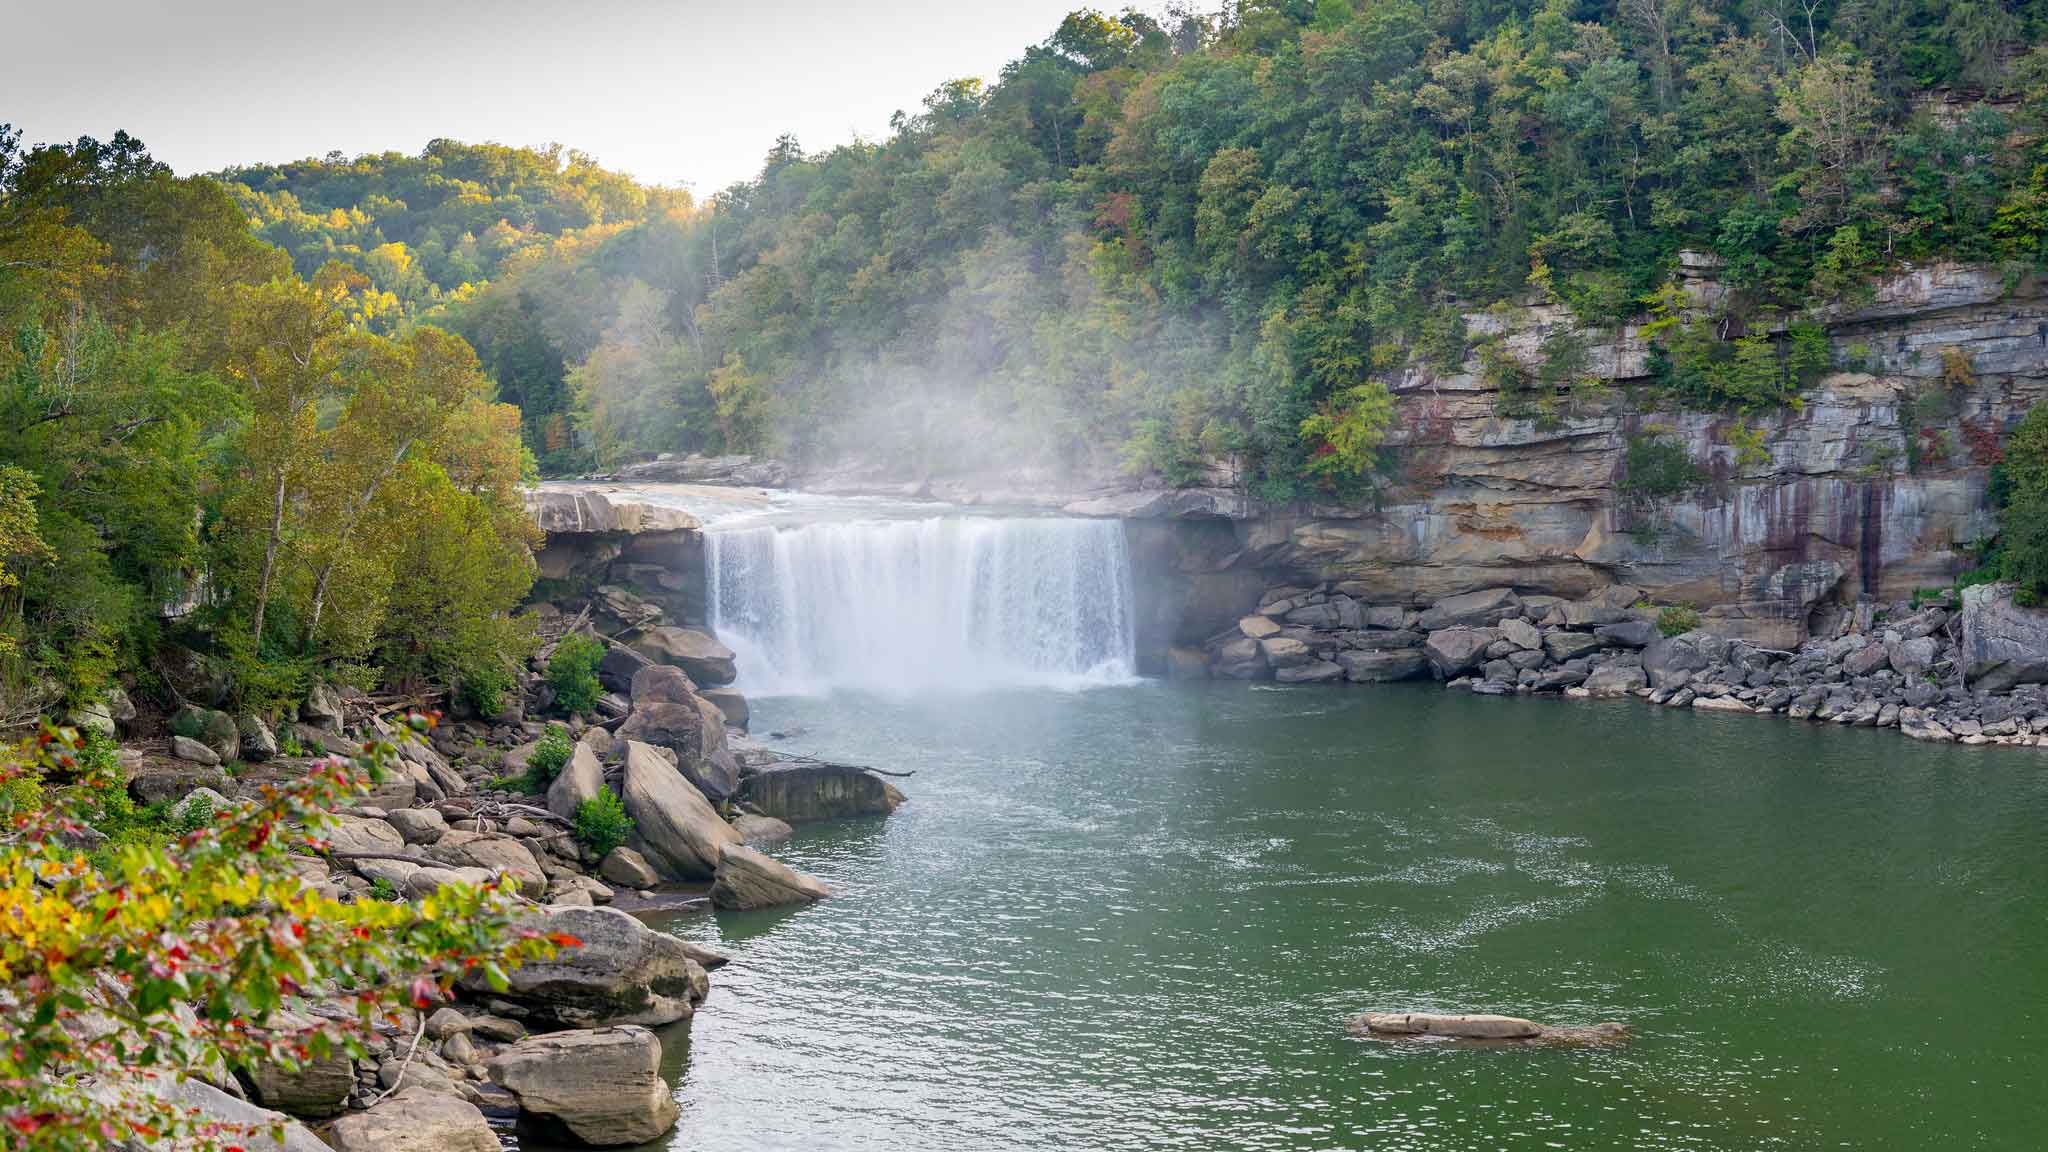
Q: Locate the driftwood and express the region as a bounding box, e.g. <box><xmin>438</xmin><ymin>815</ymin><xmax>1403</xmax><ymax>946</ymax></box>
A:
<box><xmin>1347</xmin><ymin>1012</ymin><xmax>1630</xmax><ymax>1047</ymax></box>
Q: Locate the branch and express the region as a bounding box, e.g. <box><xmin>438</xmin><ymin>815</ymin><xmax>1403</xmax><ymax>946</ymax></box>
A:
<box><xmin>368</xmin><ymin>1012</ymin><xmax>427</xmax><ymax>1106</ymax></box>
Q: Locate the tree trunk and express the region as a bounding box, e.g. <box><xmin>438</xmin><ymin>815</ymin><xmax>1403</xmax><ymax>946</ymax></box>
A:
<box><xmin>251</xmin><ymin>468</ymin><xmax>287</xmax><ymax>647</ymax></box>
<box><xmin>306</xmin><ymin>438</ymin><xmax>415</xmax><ymax>647</ymax></box>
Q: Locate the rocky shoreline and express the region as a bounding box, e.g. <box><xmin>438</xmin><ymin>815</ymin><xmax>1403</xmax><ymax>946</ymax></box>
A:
<box><xmin>97</xmin><ymin>604</ymin><xmax>902</xmax><ymax>1148</ymax></box>
<box><xmin>1188</xmin><ymin>578</ymin><xmax>2048</xmax><ymax>749</ymax></box>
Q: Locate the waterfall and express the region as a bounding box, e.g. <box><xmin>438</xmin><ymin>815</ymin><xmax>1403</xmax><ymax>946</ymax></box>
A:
<box><xmin>705</xmin><ymin>516</ymin><xmax>1137</xmax><ymax>696</ymax></box>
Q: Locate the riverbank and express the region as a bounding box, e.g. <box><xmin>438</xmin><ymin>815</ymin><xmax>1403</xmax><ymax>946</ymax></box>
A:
<box><xmin>1190</xmin><ymin>577</ymin><xmax>2048</xmax><ymax>750</ymax></box>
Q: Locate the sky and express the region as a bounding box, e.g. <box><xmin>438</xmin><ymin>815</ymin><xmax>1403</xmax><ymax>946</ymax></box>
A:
<box><xmin>5</xmin><ymin>0</ymin><xmax>1084</xmax><ymax>191</ymax></box>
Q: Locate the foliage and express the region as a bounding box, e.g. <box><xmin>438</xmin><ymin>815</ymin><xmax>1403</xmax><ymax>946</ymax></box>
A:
<box><xmin>1996</xmin><ymin>406</ymin><xmax>2048</xmax><ymax>602</ymax></box>
<box><xmin>1620</xmin><ymin>430</ymin><xmax>1703</xmax><ymax>507</ymax></box>
<box><xmin>1722</xmin><ymin>421</ymin><xmax>1772</xmax><ymax>473</ymax></box>
<box><xmin>573</xmin><ymin>788</ymin><xmax>635</xmax><ymax>858</ymax></box>
<box><xmin>546</xmin><ymin>635</ymin><xmax>605</xmax><ymax>716</ymax></box>
<box><xmin>0</xmin><ymin>721</ymin><xmax>567</xmax><ymax>1151</ymax></box>
<box><xmin>0</xmin><ymin>128</ymin><xmax>538</xmax><ymax>711</ymax></box>
<box><xmin>525</xmin><ymin>723</ymin><xmax>573</xmax><ymax>793</ymax></box>
<box><xmin>1657</xmin><ymin>605</ymin><xmax>1702</xmax><ymax>637</ymax></box>
<box><xmin>1298</xmin><ymin>382</ymin><xmax>1393</xmax><ymax>493</ymax></box>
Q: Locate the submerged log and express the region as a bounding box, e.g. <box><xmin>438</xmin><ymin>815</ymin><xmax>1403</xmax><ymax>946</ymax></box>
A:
<box><xmin>1347</xmin><ymin>1012</ymin><xmax>1630</xmax><ymax>1046</ymax></box>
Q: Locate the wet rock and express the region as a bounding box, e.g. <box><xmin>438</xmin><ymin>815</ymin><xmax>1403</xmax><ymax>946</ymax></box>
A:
<box><xmin>621</xmin><ymin>740</ymin><xmax>741</xmax><ymax>880</ymax></box>
<box><xmin>1692</xmin><ymin>695</ymin><xmax>1755</xmax><ymax>713</ymax></box>
<box><xmin>1258</xmin><ymin>636</ymin><xmax>1314</xmax><ymax>669</ymax></box>
<box><xmin>701</xmin><ymin>686</ymin><xmax>749</xmax><ymax>731</ymax></box>
<box><xmin>732</xmin><ymin>813</ymin><xmax>794</xmax><ymax>846</ymax></box>
<box><xmin>487</xmin><ymin>1026</ymin><xmax>680</xmax><ymax>1146</ymax></box>
<box><xmin>475</xmin><ymin>905</ymin><xmax>711</xmax><ymax>1028</ymax></box>
<box><xmin>1211</xmin><ymin>636</ymin><xmax>1268</xmax><ymax>679</ymax></box>
<box><xmin>740</xmin><ymin>763</ymin><xmax>907</xmax><ymax>823</ymax></box>
<box><xmin>324</xmin><ymin>1086</ymin><xmax>498</xmax><ymax>1152</ymax></box>
<box><xmin>711</xmin><ymin>842</ymin><xmax>832</xmax><ymax>910</ymax></box>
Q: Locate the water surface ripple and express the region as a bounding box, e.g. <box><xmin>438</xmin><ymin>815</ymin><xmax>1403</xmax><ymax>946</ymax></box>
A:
<box><xmin>646</xmin><ymin>682</ymin><xmax>2048</xmax><ymax>1151</ymax></box>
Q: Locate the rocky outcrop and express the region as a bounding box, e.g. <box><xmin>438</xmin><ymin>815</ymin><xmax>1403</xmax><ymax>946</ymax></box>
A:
<box><xmin>1960</xmin><ymin>582</ymin><xmax>2048</xmax><ymax>691</ymax></box>
<box><xmin>477</xmin><ymin>905</ymin><xmax>712</xmax><ymax>1028</ymax></box>
<box><xmin>324</xmin><ymin>1086</ymin><xmax>499</xmax><ymax>1152</ymax></box>
<box><xmin>486</xmin><ymin>1026</ymin><xmax>680</xmax><ymax>1146</ymax></box>
<box><xmin>710</xmin><ymin>842</ymin><xmax>831</xmax><ymax>910</ymax></box>
<box><xmin>612</xmin><ymin>452</ymin><xmax>790</xmax><ymax>487</ymax></box>
<box><xmin>620</xmin><ymin>740</ymin><xmax>741</xmax><ymax>880</ymax></box>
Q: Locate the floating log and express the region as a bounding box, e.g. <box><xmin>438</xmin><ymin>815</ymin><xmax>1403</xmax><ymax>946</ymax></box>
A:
<box><xmin>1347</xmin><ymin>1012</ymin><xmax>1629</xmax><ymax>1046</ymax></box>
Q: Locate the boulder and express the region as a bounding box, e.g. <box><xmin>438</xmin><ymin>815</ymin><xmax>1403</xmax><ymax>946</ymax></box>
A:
<box><xmin>1416</xmin><ymin>588</ymin><xmax>1519</xmax><ymax>631</ymax></box>
<box><xmin>1558</xmin><ymin>600</ymin><xmax>1628</xmax><ymax>628</ymax></box>
<box><xmin>169</xmin><ymin>735</ymin><xmax>222</xmax><ymax>767</ymax></box>
<box><xmin>632</xmin><ymin>626</ymin><xmax>737</xmax><ymax>687</ymax></box>
<box><xmin>599</xmin><ymin>845</ymin><xmax>661</xmax><ymax>888</ymax></box>
<box><xmin>732</xmin><ymin>812</ymin><xmax>794</xmax><ymax>846</ymax></box>
<box><xmin>1960</xmin><ymin>583</ymin><xmax>2048</xmax><ymax>691</ymax></box>
<box><xmin>1542</xmin><ymin>632</ymin><xmax>1605</xmax><ymax>662</ymax></box>
<box><xmin>1210</xmin><ymin>636</ymin><xmax>1268</xmax><ymax>679</ymax></box>
<box><xmin>1497</xmin><ymin>617</ymin><xmax>1542</xmax><ymax>651</ymax></box>
<box><xmin>1423</xmin><ymin>628</ymin><xmax>1497</xmax><ymax>678</ymax></box>
<box><xmin>476</xmin><ymin>904</ymin><xmax>711</xmax><ymax>1027</ymax></box>
<box><xmin>621</xmin><ymin>740</ymin><xmax>741</xmax><ymax>880</ymax></box>
<box><xmin>617</xmin><ymin>700</ymin><xmax>737</xmax><ymax>801</ymax></box>
<box><xmin>68</xmin><ymin>701</ymin><xmax>117</xmax><ymax>739</ymax></box>
<box><xmin>384</xmin><ymin>806</ymin><xmax>447</xmax><ymax>845</ymax></box>
<box><xmin>701</xmin><ymin>686</ymin><xmax>750</xmax><ymax>731</ymax></box>
<box><xmin>1353</xmin><ymin>1012</ymin><xmax>1540</xmax><ymax>1039</ymax></box>
<box><xmin>1692</xmin><ymin>695</ymin><xmax>1755</xmax><ymax>713</ymax></box>
<box><xmin>1843</xmin><ymin>643</ymin><xmax>1891</xmax><ymax>676</ymax></box>
<box><xmin>487</xmin><ymin>1026</ymin><xmax>679</xmax><ymax>1146</ymax></box>
<box><xmin>323</xmin><ymin>1086</ymin><xmax>498</xmax><ymax>1152</ymax></box>
<box><xmin>171</xmin><ymin>706</ymin><xmax>239</xmax><ymax>762</ymax></box>
<box><xmin>629</xmin><ymin>663</ymin><xmax>697</xmax><ymax>705</ymax></box>
<box><xmin>235</xmin><ymin>713</ymin><xmax>277</xmax><ymax>762</ymax></box>
<box><xmin>170</xmin><ymin>787</ymin><xmax>229</xmax><ymax>824</ymax></box>
<box><xmin>426</xmin><ymin>830</ymin><xmax>547</xmax><ymax>898</ymax></box>
<box><xmin>546</xmin><ymin>743</ymin><xmax>607</xmax><ymax>821</ymax></box>
<box><xmin>1257</xmin><ymin>636</ymin><xmax>1314</xmax><ymax>669</ymax></box>
<box><xmin>129</xmin><ymin>761</ymin><xmax>228</xmax><ymax>807</ymax></box>
<box><xmin>322</xmin><ymin>813</ymin><xmax>406</xmax><ymax>855</ymax></box>
<box><xmin>1238</xmin><ymin>614</ymin><xmax>1283</xmax><ymax>640</ymax></box>
<box><xmin>244</xmin><ymin>1046</ymin><xmax>354</xmax><ymax>1118</ymax></box>
<box><xmin>740</xmin><ymin>764</ymin><xmax>906</xmax><ymax>823</ymax></box>
<box><xmin>710</xmin><ymin>842</ymin><xmax>832</xmax><ymax>910</ymax></box>
<box><xmin>301</xmin><ymin>683</ymin><xmax>345</xmax><ymax>731</ymax></box>
<box><xmin>1594</xmin><ymin>619</ymin><xmax>1659</xmax><ymax>648</ymax></box>
<box><xmin>1888</xmin><ymin>635</ymin><xmax>1941</xmax><ymax>679</ymax></box>
<box><xmin>1642</xmin><ymin>633</ymin><xmax>1712</xmax><ymax>689</ymax></box>
<box><xmin>597</xmin><ymin>642</ymin><xmax>654</xmax><ymax>694</ymax></box>
<box><xmin>1583</xmin><ymin>664</ymin><xmax>1648</xmax><ymax>698</ymax></box>
<box><xmin>1347</xmin><ymin>628</ymin><xmax>1424</xmax><ymax>650</ymax></box>
<box><xmin>96</xmin><ymin>1075</ymin><xmax>326</xmax><ymax>1152</ymax></box>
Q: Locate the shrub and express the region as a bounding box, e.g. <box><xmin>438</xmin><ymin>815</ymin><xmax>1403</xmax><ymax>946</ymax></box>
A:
<box><xmin>574</xmin><ymin>789</ymin><xmax>636</xmax><ymax>858</ymax></box>
<box><xmin>1657</xmin><ymin>605</ymin><xmax>1701</xmax><ymax>636</ymax></box>
<box><xmin>1620</xmin><ymin>430</ymin><xmax>1702</xmax><ymax>507</ymax></box>
<box><xmin>525</xmin><ymin>723</ymin><xmax>574</xmax><ymax>793</ymax></box>
<box><xmin>459</xmin><ymin>659</ymin><xmax>516</xmax><ymax>718</ymax></box>
<box><xmin>0</xmin><ymin>722</ymin><xmax>565</xmax><ymax>1150</ymax></box>
<box><xmin>547</xmin><ymin>634</ymin><xmax>606</xmax><ymax>715</ymax></box>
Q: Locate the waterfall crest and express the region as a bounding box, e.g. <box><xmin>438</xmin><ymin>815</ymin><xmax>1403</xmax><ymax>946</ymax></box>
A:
<box><xmin>706</xmin><ymin>517</ymin><xmax>1137</xmax><ymax>696</ymax></box>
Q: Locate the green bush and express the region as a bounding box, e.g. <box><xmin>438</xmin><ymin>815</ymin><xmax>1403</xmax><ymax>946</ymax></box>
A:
<box><xmin>1657</xmin><ymin>605</ymin><xmax>1702</xmax><ymax>637</ymax></box>
<box><xmin>525</xmin><ymin>724</ymin><xmax>574</xmax><ymax>793</ymax></box>
<box><xmin>1620</xmin><ymin>431</ymin><xmax>1703</xmax><ymax>509</ymax></box>
<box><xmin>547</xmin><ymin>635</ymin><xmax>606</xmax><ymax>715</ymax></box>
<box><xmin>573</xmin><ymin>789</ymin><xmax>635</xmax><ymax>858</ymax></box>
<box><xmin>459</xmin><ymin>659</ymin><xmax>516</xmax><ymax>718</ymax></box>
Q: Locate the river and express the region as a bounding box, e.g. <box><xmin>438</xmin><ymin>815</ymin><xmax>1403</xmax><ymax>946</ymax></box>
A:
<box><xmin>641</xmin><ymin>680</ymin><xmax>2048</xmax><ymax>1151</ymax></box>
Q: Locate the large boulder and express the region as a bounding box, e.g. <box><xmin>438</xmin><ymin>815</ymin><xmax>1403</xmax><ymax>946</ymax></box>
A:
<box><xmin>324</xmin><ymin>1086</ymin><xmax>498</xmax><ymax>1152</ymax></box>
<box><xmin>486</xmin><ymin>1026</ymin><xmax>679</xmax><ymax>1146</ymax></box>
<box><xmin>237</xmin><ymin>714</ymin><xmax>279</xmax><ymax>762</ymax></box>
<box><xmin>243</xmin><ymin>1041</ymin><xmax>353</xmax><ymax>1118</ymax></box>
<box><xmin>597</xmin><ymin>642</ymin><xmax>654</xmax><ymax>694</ymax></box>
<box><xmin>1497</xmin><ymin>617</ymin><xmax>1542</xmax><ymax>651</ymax></box>
<box><xmin>740</xmin><ymin>764</ymin><xmax>906</xmax><ymax>823</ymax></box>
<box><xmin>1416</xmin><ymin>588</ymin><xmax>1519</xmax><ymax>631</ymax></box>
<box><xmin>1257</xmin><ymin>636</ymin><xmax>1314</xmax><ymax>669</ymax></box>
<box><xmin>546</xmin><ymin>743</ymin><xmax>607</xmax><ymax>821</ymax></box>
<box><xmin>1887</xmin><ymin>635</ymin><xmax>1941</xmax><ymax>679</ymax></box>
<box><xmin>95</xmin><ymin>1075</ymin><xmax>327</xmax><ymax>1152</ymax></box>
<box><xmin>301</xmin><ymin>683</ymin><xmax>345</xmax><ymax>731</ymax></box>
<box><xmin>169</xmin><ymin>735</ymin><xmax>222</xmax><ymax>767</ymax></box>
<box><xmin>1542</xmin><ymin>632</ymin><xmax>1605</xmax><ymax>662</ymax></box>
<box><xmin>1583</xmin><ymin>664</ymin><xmax>1648</xmax><ymax>697</ymax></box>
<box><xmin>620</xmin><ymin>740</ymin><xmax>740</xmax><ymax>880</ymax></box>
<box><xmin>1642</xmin><ymin>633</ymin><xmax>1712</xmax><ymax>689</ymax></box>
<box><xmin>170</xmin><ymin>706</ymin><xmax>240</xmax><ymax>763</ymax></box>
<box><xmin>617</xmin><ymin>700</ymin><xmax>738</xmax><ymax>802</ymax></box>
<box><xmin>130</xmin><ymin>760</ymin><xmax>228</xmax><ymax>806</ymax></box>
<box><xmin>600</xmin><ymin>845</ymin><xmax>661</xmax><ymax>888</ymax></box>
<box><xmin>321</xmin><ymin>813</ymin><xmax>406</xmax><ymax>855</ymax></box>
<box><xmin>1960</xmin><ymin>583</ymin><xmax>2048</xmax><ymax>691</ymax></box>
<box><xmin>68</xmin><ymin>701</ymin><xmax>118</xmax><ymax>739</ymax></box>
<box><xmin>1423</xmin><ymin>628</ymin><xmax>1497</xmax><ymax>678</ymax></box>
<box><xmin>701</xmin><ymin>686</ymin><xmax>749</xmax><ymax>731</ymax></box>
<box><xmin>711</xmin><ymin>842</ymin><xmax>832</xmax><ymax>910</ymax></box>
<box><xmin>629</xmin><ymin>663</ymin><xmax>697</xmax><ymax>705</ymax></box>
<box><xmin>1210</xmin><ymin>636</ymin><xmax>1268</xmax><ymax>679</ymax></box>
<box><xmin>476</xmin><ymin>904</ymin><xmax>712</xmax><ymax>1027</ymax></box>
<box><xmin>632</xmin><ymin>626</ymin><xmax>737</xmax><ymax>687</ymax></box>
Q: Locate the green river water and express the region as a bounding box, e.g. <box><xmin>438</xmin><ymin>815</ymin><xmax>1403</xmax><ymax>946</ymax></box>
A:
<box><xmin>633</xmin><ymin>681</ymin><xmax>2045</xmax><ymax>1151</ymax></box>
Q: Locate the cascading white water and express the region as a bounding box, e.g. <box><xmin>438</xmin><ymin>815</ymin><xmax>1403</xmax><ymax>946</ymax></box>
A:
<box><xmin>705</xmin><ymin>516</ymin><xmax>1137</xmax><ymax>696</ymax></box>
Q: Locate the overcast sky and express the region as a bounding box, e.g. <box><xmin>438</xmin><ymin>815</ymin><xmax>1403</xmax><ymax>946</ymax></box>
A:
<box><xmin>6</xmin><ymin>0</ymin><xmax>1083</xmax><ymax>191</ymax></box>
